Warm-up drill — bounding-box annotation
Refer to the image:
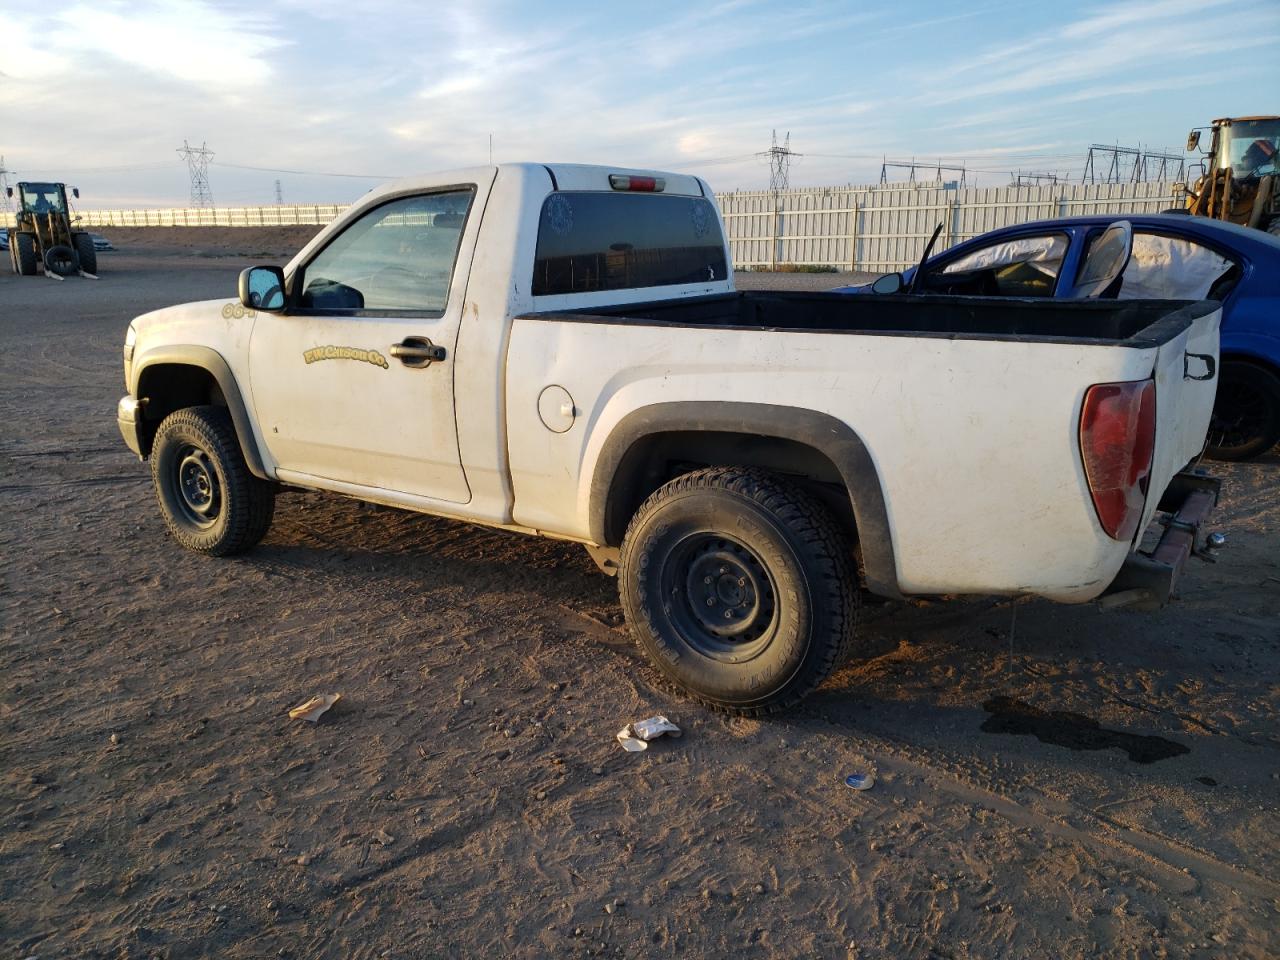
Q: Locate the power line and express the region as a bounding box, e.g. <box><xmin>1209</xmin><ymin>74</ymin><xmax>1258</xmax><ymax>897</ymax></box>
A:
<box><xmin>212</xmin><ymin>160</ymin><xmax>397</xmax><ymax>179</ymax></box>
<box><xmin>670</xmin><ymin>153</ymin><xmax>761</xmax><ymax>168</ymax></box>
<box><xmin>0</xmin><ymin>157</ymin><xmax>12</xmax><ymax>213</ymax></box>
<box><xmin>177</xmin><ymin>140</ymin><xmax>215</xmax><ymax>207</ymax></box>
<box><xmin>1011</xmin><ymin>171</ymin><xmax>1062</xmax><ymax>186</ymax></box>
<box><xmin>1080</xmin><ymin>143</ymin><xmax>1182</xmax><ymax>184</ymax></box>
<box><xmin>880</xmin><ymin>157</ymin><xmax>967</xmax><ymax>186</ymax></box>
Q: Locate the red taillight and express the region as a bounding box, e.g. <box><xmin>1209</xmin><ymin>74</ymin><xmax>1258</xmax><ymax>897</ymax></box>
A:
<box><xmin>609</xmin><ymin>174</ymin><xmax>665</xmax><ymax>192</ymax></box>
<box><xmin>1079</xmin><ymin>379</ymin><xmax>1157</xmax><ymax>540</ymax></box>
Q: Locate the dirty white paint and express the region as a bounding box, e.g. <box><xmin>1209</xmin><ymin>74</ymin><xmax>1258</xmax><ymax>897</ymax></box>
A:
<box><xmin>124</xmin><ymin>163</ymin><xmax>1219</xmax><ymax>604</ymax></box>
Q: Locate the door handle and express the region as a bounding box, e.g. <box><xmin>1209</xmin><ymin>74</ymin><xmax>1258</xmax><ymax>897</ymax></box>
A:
<box><xmin>390</xmin><ymin>337</ymin><xmax>447</xmax><ymax>366</ymax></box>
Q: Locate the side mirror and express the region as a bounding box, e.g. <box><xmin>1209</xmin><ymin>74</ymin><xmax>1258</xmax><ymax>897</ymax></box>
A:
<box><xmin>72</xmin><ymin>187</ymin><xmax>80</xmax><ymax>199</ymax></box>
<box><xmin>871</xmin><ymin>272</ymin><xmax>903</xmax><ymax>295</ymax></box>
<box><xmin>1186</xmin><ymin>130</ymin><xmax>1201</xmax><ymax>152</ymax></box>
<box><xmin>239</xmin><ymin>265</ymin><xmax>287</xmax><ymax>311</ymax></box>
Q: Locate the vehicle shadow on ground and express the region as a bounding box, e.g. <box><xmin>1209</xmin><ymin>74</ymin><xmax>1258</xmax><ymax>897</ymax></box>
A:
<box><xmin>241</xmin><ymin>491</ymin><xmax>1275</xmax><ymax>755</ymax></box>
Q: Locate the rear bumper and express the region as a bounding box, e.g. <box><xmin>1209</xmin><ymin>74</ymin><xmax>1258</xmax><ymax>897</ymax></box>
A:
<box><xmin>1099</xmin><ymin>471</ymin><xmax>1221</xmax><ymax>611</ymax></box>
<box><xmin>117</xmin><ymin>394</ymin><xmax>145</xmax><ymax>459</ymax></box>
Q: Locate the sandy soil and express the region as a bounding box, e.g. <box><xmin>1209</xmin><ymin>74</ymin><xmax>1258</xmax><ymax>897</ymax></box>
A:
<box><xmin>87</xmin><ymin>227</ymin><xmax>325</xmax><ymax>260</ymax></box>
<box><xmin>1</xmin><ymin>246</ymin><xmax>1277</xmax><ymax>959</ymax></box>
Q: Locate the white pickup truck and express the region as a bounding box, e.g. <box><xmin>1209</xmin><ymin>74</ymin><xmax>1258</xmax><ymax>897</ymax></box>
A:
<box><xmin>117</xmin><ymin>163</ymin><xmax>1223</xmax><ymax>714</ymax></box>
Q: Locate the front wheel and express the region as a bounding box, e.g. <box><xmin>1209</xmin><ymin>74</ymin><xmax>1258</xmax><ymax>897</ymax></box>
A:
<box><xmin>151</xmin><ymin>406</ymin><xmax>275</xmax><ymax>555</ymax></box>
<box><xmin>619</xmin><ymin>467</ymin><xmax>858</xmax><ymax>715</ymax></box>
<box><xmin>73</xmin><ymin>233</ymin><xmax>97</xmax><ymax>273</ymax></box>
<box><xmin>1205</xmin><ymin>362</ymin><xmax>1280</xmax><ymax>461</ymax></box>
<box><xmin>13</xmin><ymin>233</ymin><xmax>37</xmax><ymax>275</ymax></box>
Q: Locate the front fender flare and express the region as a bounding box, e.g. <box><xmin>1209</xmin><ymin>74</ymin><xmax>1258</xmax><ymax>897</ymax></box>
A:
<box><xmin>588</xmin><ymin>402</ymin><xmax>901</xmax><ymax>598</ymax></box>
<box><xmin>132</xmin><ymin>345</ymin><xmax>270</xmax><ymax>480</ymax></box>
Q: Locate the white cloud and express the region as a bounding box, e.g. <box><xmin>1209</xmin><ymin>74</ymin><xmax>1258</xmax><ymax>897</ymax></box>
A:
<box><xmin>2</xmin><ymin>0</ymin><xmax>284</xmax><ymax>87</ymax></box>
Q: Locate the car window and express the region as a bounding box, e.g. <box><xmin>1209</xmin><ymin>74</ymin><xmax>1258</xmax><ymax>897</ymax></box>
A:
<box><xmin>937</xmin><ymin>234</ymin><xmax>1067</xmax><ymax>296</ymax></box>
<box><xmin>1114</xmin><ymin>232</ymin><xmax>1236</xmax><ymax>301</ymax></box>
<box><xmin>532</xmin><ymin>192</ymin><xmax>727</xmax><ymax>296</ymax></box>
<box><xmin>300</xmin><ymin>189</ymin><xmax>474</xmax><ymax>314</ymax></box>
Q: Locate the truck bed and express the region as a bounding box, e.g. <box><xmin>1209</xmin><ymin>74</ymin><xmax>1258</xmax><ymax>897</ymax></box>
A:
<box><xmin>526</xmin><ymin>290</ymin><xmax>1210</xmax><ymax>348</ymax></box>
<box><xmin>508</xmin><ymin>291</ymin><xmax>1220</xmax><ymax>602</ymax></box>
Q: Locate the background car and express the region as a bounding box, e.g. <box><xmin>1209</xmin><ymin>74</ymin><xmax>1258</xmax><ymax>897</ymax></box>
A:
<box><xmin>837</xmin><ymin>214</ymin><xmax>1280</xmax><ymax>460</ymax></box>
<box><xmin>90</xmin><ymin>233</ymin><xmax>114</xmax><ymax>251</ymax></box>
<box><xmin>0</xmin><ymin>227</ymin><xmax>8</xmax><ymax>247</ymax></box>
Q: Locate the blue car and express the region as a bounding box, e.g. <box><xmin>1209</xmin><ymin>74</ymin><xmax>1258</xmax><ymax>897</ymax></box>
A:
<box><xmin>838</xmin><ymin>214</ymin><xmax>1280</xmax><ymax>460</ymax></box>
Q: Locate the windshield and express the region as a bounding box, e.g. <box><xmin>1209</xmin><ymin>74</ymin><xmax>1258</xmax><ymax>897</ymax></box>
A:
<box><xmin>1221</xmin><ymin>119</ymin><xmax>1280</xmax><ymax>179</ymax></box>
<box><xmin>19</xmin><ymin>183</ymin><xmax>67</xmax><ymax>214</ymax></box>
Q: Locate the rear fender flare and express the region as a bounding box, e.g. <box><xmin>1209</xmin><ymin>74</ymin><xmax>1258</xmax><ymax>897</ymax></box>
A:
<box><xmin>588</xmin><ymin>402</ymin><xmax>901</xmax><ymax>598</ymax></box>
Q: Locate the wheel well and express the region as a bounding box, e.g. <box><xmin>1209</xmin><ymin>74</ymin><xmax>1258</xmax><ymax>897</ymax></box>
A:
<box><xmin>1221</xmin><ymin>353</ymin><xmax>1280</xmax><ymax>379</ymax></box>
<box><xmin>601</xmin><ymin>431</ymin><xmax>855</xmax><ymax>547</ymax></box>
<box><xmin>135</xmin><ymin>363</ymin><xmax>227</xmax><ymax>456</ymax></box>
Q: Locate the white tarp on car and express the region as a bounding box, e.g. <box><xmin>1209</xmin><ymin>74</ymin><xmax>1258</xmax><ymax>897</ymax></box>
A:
<box><xmin>1118</xmin><ymin>233</ymin><xmax>1233</xmax><ymax>301</ymax></box>
<box><xmin>941</xmin><ymin>235</ymin><xmax>1067</xmax><ymax>277</ymax></box>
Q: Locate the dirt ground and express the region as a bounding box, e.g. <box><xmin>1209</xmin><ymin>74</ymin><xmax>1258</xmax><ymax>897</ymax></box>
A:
<box><xmin>1</xmin><ymin>241</ymin><xmax>1278</xmax><ymax>960</ymax></box>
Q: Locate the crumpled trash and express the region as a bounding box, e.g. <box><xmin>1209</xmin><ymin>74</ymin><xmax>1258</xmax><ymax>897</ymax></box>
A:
<box><xmin>288</xmin><ymin>693</ymin><xmax>341</xmax><ymax>723</ymax></box>
<box><xmin>844</xmin><ymin>772</ymin><xmax>875</xmax><ymax>791</ymax></box>
<box><xmin>616</xmin><ymin>715</ymin><xmax>681</xmax><ymax>752</ymax></box>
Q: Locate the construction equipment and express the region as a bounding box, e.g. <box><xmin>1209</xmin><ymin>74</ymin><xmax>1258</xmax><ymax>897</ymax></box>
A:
<box><xmin>6</xmin><ymin>181</ymin><xmax>98</xmax><ymax>279</ymax></box>
<box><xmin>1184</xmin><ymin>116</ymin><xmax>1280</xmax><ymax>236</ymax></box>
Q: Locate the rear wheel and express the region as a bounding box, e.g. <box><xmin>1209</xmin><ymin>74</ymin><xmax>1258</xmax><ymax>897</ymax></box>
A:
<box><xmin>73</xmin><ymin>233</ymin><xmax>97</xmax><ymax>273</ymax></box>
<box><xmin>151</xmin><ymin>406</ymin><xmax>275</xmax><ymax>555</ymax></box>
<box><xmin>43</xmin><ymin>244</ymin><xmax>77</xmax><ymax>276</ymax></box>
<box><xmin>14</xmin><ymin>233</ymin><xmax>37</xmax><ymax>275</ymax></box>
<box><xmin>1206</xmin><ymin>361</ymin><xmax>1280</xmax><ymax>461</ymax></box>
<box><xmin>619</xmin><ymin>467</ymin><xmax>858</xmax><ymax>715</ymax></box>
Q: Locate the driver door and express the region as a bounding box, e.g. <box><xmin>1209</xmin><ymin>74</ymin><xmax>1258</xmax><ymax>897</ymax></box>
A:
<box><xmin>248</xmin><ymin>178</ymin><xmax>492</xmax><ymax>503</ymax></box>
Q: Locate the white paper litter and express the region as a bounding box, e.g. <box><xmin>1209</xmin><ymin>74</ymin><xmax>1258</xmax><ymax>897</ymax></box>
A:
<box><xmin>288</xmin><ymin>693</ymin><xmax>341</xmax><ymax>723</ymax></box>
<box><xmin>616</xmin><ymin>715</ymin><xmax>682</xmax><ymax>752</ymax></box>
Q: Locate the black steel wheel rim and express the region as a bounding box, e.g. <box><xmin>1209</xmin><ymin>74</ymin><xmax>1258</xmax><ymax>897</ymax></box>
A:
<box><xmin>1209</xmin><ymin>380</ymin><xmax>1271</xmax><ymax>451</ymax></box>
<box><xmin>174</xmin><ymin>444</ymin><xmax>221</xmax><ymax>528</ymax></box>
<box><xmin>659</xmin><ymin>532</ymin><xmax>779</xmax><ymax>662</ymax></box>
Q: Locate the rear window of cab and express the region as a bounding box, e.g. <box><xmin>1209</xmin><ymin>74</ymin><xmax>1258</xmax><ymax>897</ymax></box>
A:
<box><xmin>532</xmin><ymin>191</ymin><xmax>727</xmax><ymax>296</ymax></box>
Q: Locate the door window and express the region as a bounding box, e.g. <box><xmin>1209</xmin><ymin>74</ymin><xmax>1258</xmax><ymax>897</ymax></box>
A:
<box><xmin>933</xmin><ymin>233</ymin><xmax>1067</xmax><ymax>296</ymax></box>
<box><xmin>298</xmin><ymin>189</ymin><xmax>474</xmax><ymax>314</ymax></box>
<box><xmin>1114</xmin><ymin>232</ymin><xmax>1237</xmax><ymax>301</ymax></box>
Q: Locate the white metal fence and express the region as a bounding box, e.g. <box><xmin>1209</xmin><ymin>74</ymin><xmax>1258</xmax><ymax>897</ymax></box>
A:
<box><xmin>718</xmin><ymin>181</ymin><xmax>1183</xmax><ymax>270</ymax></box>
<box><xmin>5</xmin><ymin>181</ymin><xmax>1183</xmax><ymax>271</ymax></box>
<box><xmin>55</xmin><ymin>204</ymin><xmax>350</xmax><ymax>228</ymax></box>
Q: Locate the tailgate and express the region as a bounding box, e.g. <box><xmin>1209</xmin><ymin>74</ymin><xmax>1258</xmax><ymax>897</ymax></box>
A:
<box><xmin>1138</xmin><ymin>302</ymin><xmax>1221</xmax><ymax>535</ymax></box>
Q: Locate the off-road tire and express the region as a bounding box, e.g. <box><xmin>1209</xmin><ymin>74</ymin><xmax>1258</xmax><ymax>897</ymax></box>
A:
<box><xmin>619</xmin><ymin>467</ymin><xmax>858</xmax><ymax>715</ymax></box>
<box><xmin>151</xmin><ymin>406</ymin><xmax>275</xmax><ymax>555</ymax></box>
<box><xmin>1206</xmin><ymin>362</ymin><xmax>1280</xmax><ymax>461</ymax></box>
<box><xmin>13</xmin><ymin>233</ymin><xmax>37</xmax><ymax>275</ymax></box>
<box><xmin>43</xmin><ymin>244</ymin><xmax>77</xmax><ymax>276</ymax></box>
<box><xmin>73</xmin><ymin>233</ymin><xmax>97</xmax><ymax>273</ymax></box>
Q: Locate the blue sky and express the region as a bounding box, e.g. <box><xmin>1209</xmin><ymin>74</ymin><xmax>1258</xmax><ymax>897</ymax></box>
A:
<box><xmin>1</xmin><ymin>0</ymin><xmax>1277</xmax><ymax>207</ymax></box>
